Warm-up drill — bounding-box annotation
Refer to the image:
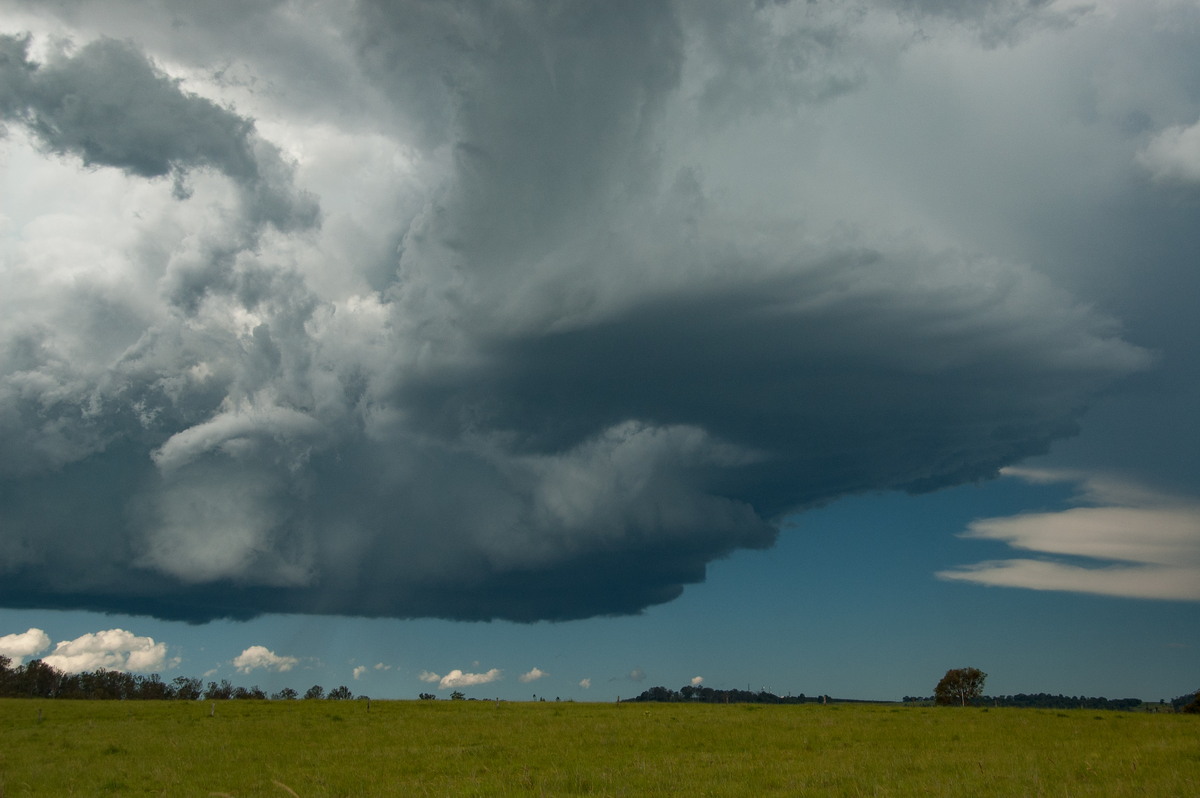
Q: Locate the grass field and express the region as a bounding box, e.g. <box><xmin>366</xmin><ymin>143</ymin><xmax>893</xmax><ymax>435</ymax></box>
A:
<box><xmin>1</xmin><ymin>698</ymin><xmax>1196</xmax><ymax>796</ymax></box>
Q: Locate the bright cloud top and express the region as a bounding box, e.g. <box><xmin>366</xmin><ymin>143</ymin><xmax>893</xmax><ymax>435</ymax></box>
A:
<box><xmin>519</xmin><ymin>667</ymin><xmax>547</xmax><ymax>684</ymax></box>
<box><xmin>0</xmin><ymin>627</ymin><xmax>50</xmax><ymax>665</ymax></box>
<box><xmin>939</xmin><ymin>469</ymin><xmax>1200</xmax><ymax>601</ymax></box>
<box><xmin>420</xmin><ymin>668</ymin><xmax>503</xmax><ymax>690</ymax></box>
<box><xmin>231</xmin><ymin>645</ymin><xmax>299</xmax><ymax>674</ymax></box>
<box><xmin>39</xmin><ymin>629</ymin><xmax>175</xmax><ymax>674</ymax></box>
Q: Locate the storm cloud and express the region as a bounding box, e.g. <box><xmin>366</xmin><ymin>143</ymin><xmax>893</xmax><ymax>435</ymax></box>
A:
<box><xmin>0</xmin><ymin>0</ymin><xmax>1178</xmax><ymax>622</ymax></box>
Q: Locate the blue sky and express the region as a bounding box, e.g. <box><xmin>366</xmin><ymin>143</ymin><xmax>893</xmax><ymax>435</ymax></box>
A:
<box><xmin>1</xmin><ymin>0</ymin><xmax>1197</xmax><ymax>702</ymax></box>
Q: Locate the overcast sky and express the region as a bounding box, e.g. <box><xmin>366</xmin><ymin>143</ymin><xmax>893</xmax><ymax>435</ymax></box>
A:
<box><xmin>1</xmin><ymin>0</ymin><xmax>1197</xmax><ymax>701</ymax></box>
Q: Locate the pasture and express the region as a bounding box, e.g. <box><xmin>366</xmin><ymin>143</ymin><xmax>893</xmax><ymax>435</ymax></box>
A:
<box><xmin>0</xmin><ymin>698</ymin><xmax>1196</xmax><ymax>796</ymax></box>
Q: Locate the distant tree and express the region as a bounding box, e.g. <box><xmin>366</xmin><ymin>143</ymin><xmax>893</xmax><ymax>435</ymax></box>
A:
<box><xmin>1169</xmin><ymin>690</ymin><xmax>1200</xmax><ymax>713</ymax></box>
<box><xmin>1182</xmin><ymin>691</ymin><xmax>1200</xmax><ymax>714</ymax></box>
<box><xmin>171</xmin><ymin>676</ymin><xmax>203</xmax><ymax>700</ymax></box>
<box><xmin>22</xmin><ymin>660</ymin><xmax>64</xmax><ymax>698</ymax></box>
<box><xmin>934</xmin><ymin>667</ymin><xmax>987</xmax><ymax>707</ymax></box>
<box><xmin>450</xmin><ymin>690</ymin><xmax>465</xmax><ymax>700</ymax></box>
<box><xmin>303</xmin><ymin>684</ymin><xmax>325</xmax><ymax>700</ymax></box>
<box><xmin>0</xmin><ymin>654</ymin><xmax>11</xmax><ymax>696</ymax></box>
<box><xmin>137</xmin><ymin>674</ymin><xmax>171</xmax><ymax>700</ymax></box>
<box><xmin>272</xmin><ymin>687</ymin><xmax>299</xmax><ymax>700</ymax></box>
<box><xmin>327</xmin><ymin>685</ymin><xmax>353</xmax><ymax>700</ymax></box>
<box><xmin>418</xmin><ymin>692</ymin><xmax>437</xmax><ymax>700</ymax></box>
<box><xmin>204</xmin><ymin>680</ymin><xmax>235</xmax><ymax>700</ymax></box>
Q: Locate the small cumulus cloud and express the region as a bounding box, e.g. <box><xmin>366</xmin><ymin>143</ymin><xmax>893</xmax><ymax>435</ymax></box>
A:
<box><xmin>519</xmin><ymin>667</ymin><xmax>547</xmax><ymax>683</ymax></box>
<box><xmin>691</xmin><ymin>676</ymin><xmax>704</xmax><ymax>686</ymax></box>
<box><xmin>373</xmin><ymin>662</ymin><xmax>391</xmax><ymax>671</ymax></box>
<box><xmin>938</xmin><ymin>469</ymin><xmax>1200</xmax><ymax>601</ymax></box>
<box><xmin>231</xmin><ymin>645</ymin><xmax>299</xmax><ymax>674</ymax></box>
<box><xmin>0</xmin><ymin>628</ymin><xmax>51</xmax><ymax>665</ymax></box>
<box><xmin>420</xmin><ymin>668</ymin><xmax>503</xmax><ymax>690</ymax></box>
<box><xmin>40</xmin><ymin>629</ymin><xmax>176</xmax><ymax>674</ymax></box>
<box><xmin>352</xmin><ymin>665</ymin><xmax>367</xmax><ymax>680</ymax></box>
<box><xmin>579</xmin><ymin>678</ymin><xmax>591</xmax><ymax>689</ymax></box>
<box><xmin>628</xmin><ymin>668</ymin><xmax>646</xmax><ymax>682</ymax></box>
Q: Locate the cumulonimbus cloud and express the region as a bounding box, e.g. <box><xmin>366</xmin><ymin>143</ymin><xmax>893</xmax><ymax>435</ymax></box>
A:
<box><xmin>0</xmin><ymin>1</ymin><xmax>1169</xmax><ymax>624</ymax></box>
<box><xmin>938</xmin><ymin>469</ymin><xmax>1200</xmax><ymax>601</ymax></box>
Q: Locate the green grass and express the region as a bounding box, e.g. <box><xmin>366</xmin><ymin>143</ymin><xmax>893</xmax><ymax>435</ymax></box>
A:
<box><xmin>1</xmin><ymin>699</ymin><xmax>1196</xmax><ymax>796</ymax></box>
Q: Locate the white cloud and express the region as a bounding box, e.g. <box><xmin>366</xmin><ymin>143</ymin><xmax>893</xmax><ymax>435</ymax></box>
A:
<box><xmin>40</xmin><ymin>629</ymin><xmax>175</xmax><ymax>674</ymax></box>
<box><xmin>352</xmin><ymin>665</ymin><xmax>367</xmax><ymax>680</ymax></box>
<box><xmin>0</xmin><ymin>628</ymin><xmax>51</xmax><ymax>665</ymax></box>
<box><xmin>938</xmin><ymin>469</ymin><xmax>1200</xmax><ymax>601</ymax></box>
<box><xmin>231</xmin><ymin>645</ymin><xmax>299</xmax><ymax>674</ymax></box>
<box><xmin>519</xmin><ymin>667</ymin><xmax>547</xmax><ymax>683</ymax></box>
<box><xmin>691</xmin><ymin>676</ymin><xmax>704</xmax><ymax>686</ymax></box>
<box><xmin>420</xmin><ymin>668</ymin><xmax>503</xmax><ymax>690</ymax></box>
<box><xmin>628</xmin><ymin>668</ymin><xmax>646</xmax><ymax>682</ymax></box>
<box><xmin>373</xmin><ymin>662</ymin><xmax>391</xmax><ymax>671</ymax></box>
<box><xmin>579</xmin><ymin>678</ymin><xmax>591</xmax><ymax>689</ymax></box>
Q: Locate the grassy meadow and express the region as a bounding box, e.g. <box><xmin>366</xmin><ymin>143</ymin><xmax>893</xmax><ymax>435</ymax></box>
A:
<box><xmin>0</xmin><ymin>698</ymin><xmax>1196</xmax><ymax>796</ymax></box>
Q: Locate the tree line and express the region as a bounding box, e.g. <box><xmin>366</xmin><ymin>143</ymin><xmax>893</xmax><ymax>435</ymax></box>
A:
<box><xmin>4</xmin><ymin>654</ymin><xmax>1196</xmax><ymax>711</ymax></box>
<box><xmin>623</xmin><ymin>685</ymin><xmax>830</xmax><ymax>704</ymax></box>
<box><xmin>903</xmin><ymin>693</ymin><xmax>1148</xmax><ymax>710</ymax></box>
<box><xmin>0</xmin><ymin>655</ymin><xmax>355</xmax><ymax>702</ymax></box>
<box><xmin>628</xmin><ymin>685</ymin><xmax>1199</xmax><ymax>712</ymax></box>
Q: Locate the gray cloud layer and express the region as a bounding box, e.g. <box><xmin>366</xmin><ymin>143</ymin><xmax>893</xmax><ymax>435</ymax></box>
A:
<box><xmin>0</xmin><ymin>0</ymin><xmax>1181</xmax><ymax>621</ymax></box>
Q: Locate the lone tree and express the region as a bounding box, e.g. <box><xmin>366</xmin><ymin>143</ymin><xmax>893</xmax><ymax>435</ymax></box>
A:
<box><xmin>934</xmin><ymin>667</ymin><xmax>987</xmax><ymax>706</ymax></box>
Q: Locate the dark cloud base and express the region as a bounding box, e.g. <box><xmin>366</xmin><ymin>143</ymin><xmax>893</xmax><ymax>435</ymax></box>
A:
<box><xmin>0</xmin><ymin>530</ymin><xmax>770</xmax><ymax>624</ymax></box>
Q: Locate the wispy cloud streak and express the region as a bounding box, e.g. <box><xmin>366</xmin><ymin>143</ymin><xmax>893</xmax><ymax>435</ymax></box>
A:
<box><xmin>939</xmin><ymin>469</ymin><xmax>1200</xmax><ymax>601</ymax></box>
